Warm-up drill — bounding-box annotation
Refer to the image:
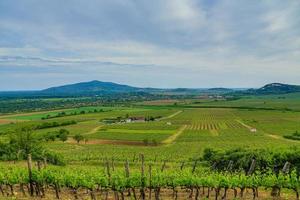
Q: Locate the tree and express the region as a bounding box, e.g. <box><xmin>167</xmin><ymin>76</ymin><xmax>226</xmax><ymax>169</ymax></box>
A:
<box><xmin>45</xmin><ymin>133</ymin><xmax>56</xmax><ymax>141</ymax></box>
<box><xmin>0</xmin><ymin>126</ymin><xmax>65</xmax><ymax>165</ymax></box>
<box><xmin>58</xmin><ymin>129</ymin><xmax>69</xmax><ymax>142</ymax></box>
<box><xmin>143</xmin><ymin>139</ymin><xmax>149</xmax><ymax>146</ymax></box>
<box><xmin>73</xmin><ymin>134</ymin><xmax>84</xmax><ymax>144</ymax></box>
<box><xmin>58</xmin><ymin>132</ymin><xmax>68</xmax><ymax>142</ymax></box>
<box><xmin>10</xmin><ymin>126</ymin><xmax>39</xmax><ymax>156</ymax></box>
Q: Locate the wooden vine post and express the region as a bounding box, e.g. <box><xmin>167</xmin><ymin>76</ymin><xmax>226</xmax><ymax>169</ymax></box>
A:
<box><xmin>140</xmin><ymin>154</ymin><xmax>146</xmax><ymax>200</ymax></box>
<box><xmin>106</xmin><ymin>161</ymin><xmax>111</xmax><ymax>200</ymax></box>
<box><xmin>27</xmin><ymin>154</ymin><xmax>34</xmax><ymax>196</ymax></box>
<box><xmin>180</xmin><ymin>161</ymin><xmax>185</xmax><ymax>170</ymax></box>
<box><xmin>271</xmin><ymin>161</ymin><xmax>291</xmax><ymax>198</ymax></box>
<box><xmin>149</xmin><ymin>164</ymin><xmax>152</xmax><ymax>200</ymax></box>
<box><xmin>192</xmin><ymin>160</ymin><xmax>198</xmax><ymax>174</ymax></box>
<box><xmin>247</xmin><ymin>159</ymin><xmax>256</xmax><ymax>175</ymax></box>
<box><xmin>125</xmin><ymin>160</ymin><xmax>130</xmax><ymax>178</ymax></box>
<box><xmin>161</xmin><ymin>160</ymin><xmax>167</xmax><ymax>172</ymax></box>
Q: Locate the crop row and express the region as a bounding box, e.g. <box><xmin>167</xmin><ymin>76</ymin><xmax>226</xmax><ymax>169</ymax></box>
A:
<box><xmin>0</xmin><ymin>165</ymin><xmax>299</xmax><ymax>199</ymax></box>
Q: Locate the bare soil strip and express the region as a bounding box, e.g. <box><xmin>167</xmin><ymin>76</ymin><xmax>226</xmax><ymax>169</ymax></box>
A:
<box><xmin>266</xmin><ymin>134</ymin><xmax>300</xmax><ymax>143</ymax></box>
<box><xmin>0</xmin><ymin>187</ymin><xmax>290</xmax><ymax>200</ymax></box>
<box><xmin>83</xmin><ymin>125</ymin><xmax>103</xmax><ymax>135</ymax></box>
<box><xmin>0</xmin><ymin>119</ymin><xmax>26</xmax><ymax>125</ymax></box>
<box><xmin>159</xmin><ymin>110</ymin><xmax>183</xmax><ymax>121</ymax></box>
<box><xmin>210</xmin><ymin>129</ymin><xmax>219</xmax><ymax>136</ymax></box>
<box><xmin>161</xmin><ymin>125</ymin><xmax>187</xmax><ymax>144</ymax></box>
<box><xmin>235</xmin><ymin>119</ymin><xmax>253</xmax><ymax>130</ymax></box>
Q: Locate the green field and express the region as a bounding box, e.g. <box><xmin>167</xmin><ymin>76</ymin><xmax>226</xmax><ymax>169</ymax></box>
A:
<box><xmin>1</xmin><ymin>104</ymin><xmax>299</xmax><ymax>163</ymax></box>
<box><xmin>1</xmin><ymin>97</ymin><xmax>300</xmax><ymax>199</ymax></box>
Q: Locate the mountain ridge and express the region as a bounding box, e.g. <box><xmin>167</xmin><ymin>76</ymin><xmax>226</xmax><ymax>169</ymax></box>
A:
<box><xmin>1</xmin><ymin>81</ymin><xmax>300</xmax><ymax>97</ymax></box>
<box><xmin>40</xmin><ymin>80</ymin><xmax>238</xmax><ymax>95</ymax></box>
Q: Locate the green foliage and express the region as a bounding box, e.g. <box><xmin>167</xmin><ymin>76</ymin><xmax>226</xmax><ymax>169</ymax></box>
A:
<box><xmin>73</xmin><ymin>134</ymin><xmax>84</xmax><ymax>144</ymax></box>
<box><xmin>42</xmin><ymin>128</ymin><xmax>70</xmax><ymax>142</ymax></box>
<box><xmin>35</xmin><ymin>120</ymin><xmax>77</xmax><ymax>129</ymax></box>
<box><xmin>284</xmin><ymin>131</ymin><xmax>300</xmax><ymax>141</ymax></box>
<box><xmin>0</xmin><ymin>165</ymin><xmax>299</xmax><ymax>198</ymax></box>
<box><xmin>9</xmin><ymin>126</ymin><xmax>40</xmax><ymax>155</ymax></box>
<box><xmin>58</xmin><ymin>129</ymin><xmax>69</xmax><ymax>142</ymax></box>
<box><xmin>203</xmin><ymin>147</ymin><xmax>300</xmax><ymax>173</ymax></box>
<box><xmin>0</xmin><ymin>127</ymin><xmax>65</xmax><ymax>165</ymax></box>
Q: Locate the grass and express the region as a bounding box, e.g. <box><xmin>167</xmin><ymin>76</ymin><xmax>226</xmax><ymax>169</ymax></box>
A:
<box><xmin>88</xmin><ymin>128</ymin><xmax>173</xmax><ymax>142</ymax></box>
<box><xmin>3</xmin><ymin>106</ymin><xmax>116</xmax><ymax>120</ymax></box>
<box><xmin>187</xmin><ymin>93</ymin><xmax>300</xmax><ymax>111</ymax></box>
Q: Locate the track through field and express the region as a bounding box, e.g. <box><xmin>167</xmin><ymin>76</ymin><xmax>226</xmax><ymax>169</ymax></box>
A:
<box><xmin>159</xmin><ymin>110</ymin><xmax>183</xmax><ymax>120</ymax></box>
<box><xmin>83</xmin><ymin>125</ymin><xmax>103</xmax><ymax>135</ymax></box>
<box><xmin>161</xmin><ymin>125</ymin><xmax>187</xmax><ymax>145</ymax></box>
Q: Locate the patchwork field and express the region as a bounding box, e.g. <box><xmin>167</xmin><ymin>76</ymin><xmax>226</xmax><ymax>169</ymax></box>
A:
<box><xmin>1</xmin><ymin>105</ymin><xmax>298</xmax><ymax>165</ymax></box>
<box><xmin>1</xmin><ymin>103</ymin><xmax>300</xmax><ymax>199</ymax></box>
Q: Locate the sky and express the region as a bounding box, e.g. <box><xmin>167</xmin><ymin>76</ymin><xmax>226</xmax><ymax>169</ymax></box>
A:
<box><xmin>0</xmin><ymin>0</ymin><xmax>300</xmax><ymax>90</ymax></box>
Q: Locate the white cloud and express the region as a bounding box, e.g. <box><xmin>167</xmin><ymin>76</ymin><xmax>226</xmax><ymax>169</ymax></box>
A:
<box><xmin>0</xmin><ymin>0</ymin><xmax>300</xmax><ymax>89</ymax></box>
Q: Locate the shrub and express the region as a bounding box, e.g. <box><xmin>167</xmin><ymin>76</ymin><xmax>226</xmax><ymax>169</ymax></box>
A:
<box><xmin>73</xmin><ymin>134</ymin><xmax>84</xmax><ymax>144</ymax></box>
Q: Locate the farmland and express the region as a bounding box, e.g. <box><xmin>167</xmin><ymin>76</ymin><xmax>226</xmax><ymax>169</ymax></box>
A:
<box><xmin>1</xmin><ymin>97</ymin><xmax>300</xmax><ymax>199</ymax></box>
<box><xmin>1</xmin><ymin>104</ymin><xmax>299</xmax><ymax>161</ymax></box>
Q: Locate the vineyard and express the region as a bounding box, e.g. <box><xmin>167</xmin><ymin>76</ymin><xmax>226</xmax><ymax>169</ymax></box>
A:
<box><xmin>1</xmin><ymin>156</ymin><xmax>300</xmax><ymax>200</ymax></box>
<box><xmin>1</xmin><ymin>105</ymin><xmax>300</xmax><ymax>199</ymax></box>
<box><xmin>1</xmin><ymin>0</ymin><xmax>300</xmax><ymax>199</ymax></box>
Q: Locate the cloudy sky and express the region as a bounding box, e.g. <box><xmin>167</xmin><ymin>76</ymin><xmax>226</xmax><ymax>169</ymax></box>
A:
<box><xmin>0</xmin><ymin>0</ymin><xmax>300</xmax><ymax>90</ymax></box>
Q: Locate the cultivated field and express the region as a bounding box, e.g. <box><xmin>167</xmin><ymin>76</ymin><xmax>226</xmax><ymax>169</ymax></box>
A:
<box><xmin>1</xmin><ymin>99</ymin><xmax>300</xmax><ymax>199</ymax></box>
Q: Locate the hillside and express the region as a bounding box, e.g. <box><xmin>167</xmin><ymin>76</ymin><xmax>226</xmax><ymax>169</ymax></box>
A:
<box><xmin>247</xmin><ymin>83</ymin><xmax>300</xmax><ymax>95</ymax></box>
<box><xmin>39</xmin><ymin>80</ymin><xmax>237</xmax><ymax>96</ymax></box>
<box><xmin>41</xmin><ymin>80</ymin><xmax>141</xmax><ymax>95</ymax></box>
<box><xmin>3</xmin><ymin>81</ymin><xmax>299</xmax><ymax>97</ymax></box>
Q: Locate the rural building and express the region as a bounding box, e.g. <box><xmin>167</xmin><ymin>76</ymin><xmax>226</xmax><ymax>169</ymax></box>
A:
<box><xmin>250</xmin><ymin>128</ymin><xmax>257</xmax><ymax>133</ymax></box>
<box><xmin>129</xmin><ymin>116</ymin><xmax>145</xmax><ymax>122</ymax></box>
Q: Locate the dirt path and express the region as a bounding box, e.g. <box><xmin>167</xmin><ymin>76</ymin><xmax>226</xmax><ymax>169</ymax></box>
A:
<box><xmin>162</xmin><ymin>125</ymin><xmax>187</xmax><ymax>145</ymax></box>
<box><xmin>267</xmin><ymin>134</ymin><xmax>280</xmax><ymax>139</ymax></box>
<box><xmin>159</xmin><ymin>110</ymin><xmax>183</xmax><ymax>121</ymax></box>
<box><xmin>210</xmin><ymin>129</ymin><xmax>219</xmax><ymax>136</ymax></box>
<box><xmin>266</xmin><ymin>134</ymin><xmax>300</xmax><ymax>143</ymax></box>
<box><xmin>235</xmin><ymin>120</ymin><xmax>299</xmax><ymax>143</ymax></box>
<box><xmin>235</xmin><ymin>119</ymin><xmax>300</xmax><ymax>143</ymax></box>
<box><xmin>235</xmin><ymin>119</ymin><xmax>253</xmax><ymax>130</ymax></box>
<box><xmin>83</xmin><ymin>125</ymin><xmax>103</xmax><ymax>135</ymax></box>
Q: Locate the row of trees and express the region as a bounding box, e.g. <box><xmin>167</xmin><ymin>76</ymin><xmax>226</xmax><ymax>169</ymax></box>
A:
<box><xmin>42</xmin><ymin>129</ymin><xmax>69</xmax><ymax>142</ymax></box>
<box><xmin>41</xmin><ymin>109</ymin><xmax>107</xmax><ymax>120</ymax></box>
<box><xmin>35</xmin><ymin>120</ymin><xmax>77</xmax><ymax>129</ymax></box>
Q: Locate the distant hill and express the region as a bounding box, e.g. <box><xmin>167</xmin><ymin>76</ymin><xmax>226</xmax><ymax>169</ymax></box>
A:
<box><xmin>39</xmin><ymin>80</ymin><xmax>237</xmax><ymax>96</ymax></box>
<box><xmin>41</xmin><ymin>80</ymin><xmax>141</xmax><ymax>95</ymax></box>
<box><xmin>2</xmin><ymin>81</ymin><xmax>298</xmax><ymax>97</ymax></box>
<box><xmin>247</xmin><ymin>83</ymin><xmax>300</xmax><ymax>95</ymax></box>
